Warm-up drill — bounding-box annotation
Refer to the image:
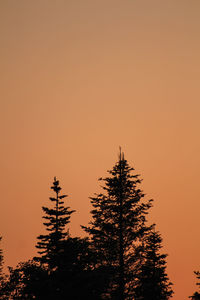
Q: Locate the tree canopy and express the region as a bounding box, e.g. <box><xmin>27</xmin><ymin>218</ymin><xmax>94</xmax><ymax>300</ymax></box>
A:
<box><xmin>0</xmin><ymin>153</ymin><xmax>175</xmax><ymax>299</ymax></box>
<box><xmin>83</xmin><ymin>150</ymin><xmax>157</xmax><ymax>299</ymax></box>
<box><xmin>134</xmin><ymin>226</ymin><xmax>173</xmax><ymax>300</ymax></box>
<box><xmin>35</xmin><ymin>177</ymin><xmax>75</xmax><ymax>270</ymax></box>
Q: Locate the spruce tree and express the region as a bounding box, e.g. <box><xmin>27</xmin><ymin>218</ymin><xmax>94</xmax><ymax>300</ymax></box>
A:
<box><xmin>34</xmin><ymin>177</ymin><xmax>109</xmax><ymax>299</ymax></box>
<box><xmin>0</xmin><ymin>236</ymin><xmax>4</xmax><ymax>297</ymax></box>
<box><xmin>134</xmin><ymin>226</ymin><xmax>173</xmax><ymax>300</ymax></box>
<box><xmin>0</xmin><ymin>260</ymin><xmax>48</xmax><ymax>299</ymax></box>
<box><xmin>189</xmin><ymin>271</ymin><xmax>200</xmax><ymax>299</ymax></box>
<box><xmin>82</xmin><ymin>150</ymin><xmax>153</xmax><ymax>299</ymax></box>
<box><xmin>0</xmin><ymin>236</ymin><xmax>8</xmax><ymax>300</ymax></box>
<box><xmin>0</xmin><ymin>237</ymin><xmax>3</xmax><ymax>278</ymax></box>
<box><xmin>35</xmin><ymin>177</ymin><xmax>74</xmax><ymax>270</ymax></box>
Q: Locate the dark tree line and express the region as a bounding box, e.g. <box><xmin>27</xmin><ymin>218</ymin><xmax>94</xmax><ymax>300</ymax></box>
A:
<box><xmin>0</xmin><ymin>152</ymin><xmax>178</xmax><ymax>299</ymax></box>
<box><xmin>190</xmin><ymin>272</ymin><xmax>200</xmax><ymax>300</ymax></box>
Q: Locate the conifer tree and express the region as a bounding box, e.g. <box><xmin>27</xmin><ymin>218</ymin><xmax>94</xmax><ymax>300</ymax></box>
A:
<box><xmin>0</xmin><ymin>236</ymin><xmax>7</xmax><ymax>300</ymax></box>
<box><xmin>0</xmin><ymin>260</ymin><xmax>48</xmax><ymax>299</ymax></box>
<box><xmin>35</xmin><ymin>177</ymin><xmax>74</xmax><ymax>270</ymax></box>
<box><xmin>82</xmin><ymin>150</ymin><xmax>153</xmax><ymax>299</ymax></box>
<box><xmin>0</xmin><ymin>237</ymin><xmax>3</xmax><ymax>278</ymax></box>
<box><xmin>134</xmin><ymin>226</ymin><xmax>173</xmax><ymax>300</ymax></box>
<box><xmin>189</xmin><ymin>271</ymin><xmax>200</xmax><ymax>299</ymax></box>
<box><xmin>0</xmin><ymin>236</ymin><xmax>4</xmax><ymax>297</ymax></box>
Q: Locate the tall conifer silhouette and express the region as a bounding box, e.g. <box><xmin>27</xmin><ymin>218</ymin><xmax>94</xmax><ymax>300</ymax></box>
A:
<box><xmin>83</xmin><ymin>150</ymin><xmax>153</xmax><ymax>299</ymax></box>
<box><xmin>134</xmin><ymin>226</ymin><xmax>173</xmax><ymax>299</ymax></box>
<box><xmin>35</xmin><ymin>177</ymin><xmax>74</xmax><ymax>270</ymax></box>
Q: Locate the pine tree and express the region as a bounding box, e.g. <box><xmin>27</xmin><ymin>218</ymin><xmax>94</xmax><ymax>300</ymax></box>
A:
<box><xmin>134</xmin><ymin>226</ymin><xmax>173</xmax><ymax>300</ymax></box>
<box><xmin>34</xmin><ymin>177</ymin><xmax>109</xmax><ymax>299</ymax></box>
<box><xmin>35</xmin><ymin>177</ymin><xmax>75</xmax><ymax>270</ymax></box>
<box><xmin>82</xmin><ymin>150</ymin><xmax>153</xmax><ymax>299</ymax></box>
<box><xmin>0</xmin><ymin>236</ymin><xmax>7</xmax><ymax>300</ymax></box>
<box><xmin>0</xmin><ymin>237</ymin><xmax>3</xmax><ymax>278</ymax></box>
<box><xmin>52</xmin><ymin>236</ymin><xmax>111</xmax><ymax>300</ymax></box>
<box><xmin>189</xmin><ymin>271</ymin><xmax>200</xmax><ymax>299</ymax></box>
<box><xmin>0</xmin><ymin>236</ymin><xmax>4</xmax><ymax>298</ymax></box>
<box><xmin>0</xmin><ymin>260</ymin><xmax>49</xmax><ymax>300</ymax></box>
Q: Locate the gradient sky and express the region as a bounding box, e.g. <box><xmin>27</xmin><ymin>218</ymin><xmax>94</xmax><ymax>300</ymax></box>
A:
<box><xmin>0</xmin><ymin>1</ymin><xmax>200</xmax><ymax>299</ymax></box>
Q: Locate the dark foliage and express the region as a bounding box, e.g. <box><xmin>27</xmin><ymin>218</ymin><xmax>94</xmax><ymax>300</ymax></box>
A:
<box><xmin>0</xmin><ymin>155</ymin><xmax>176</xmax><ymax>299</ymax></box>
<box><xmin>189</xmin><ymin>271</ymin><xmax>200</xmax><ymax>299</ymax></box>
<box><xmin>35</xmin><ymin>177</ymin><xmax>75</xmax><ymax>269</ymax></box>
<box><xmin>0</xmin><ymin>237</ymin><xmax>3</xmax><ymax>278</ymax></box>
<box><xmin>134</xmin><ymin>226</ymin><xmax>173</xmax><ymax>300</ymax></box>
<box><xmin>48</xmin><ymin>237</ymin><xmax>111</xmax><ymax>299</ymax></box>
<box><xmin>0</xmin><ymin>238</ymin><xmax>110</xmax><ymax>300</ymax></box>
<box><xmin>32</xmin><ymin>177</ymin><xmax>109</xmax><ymax>299</ymax></box>
<box><xmin>0</xmin><ymin>260</ymin><xmax>48</xmax><ymax>299</ymax></box>
<box><xmin>0</xmin><ymin>236</ymin><xmax>5</xmax><ymax>299</ymax></box>
<box><xmin>82</xmin><ymin>150</ymin><xmax>153</xmax><ymax>299</ymax></box>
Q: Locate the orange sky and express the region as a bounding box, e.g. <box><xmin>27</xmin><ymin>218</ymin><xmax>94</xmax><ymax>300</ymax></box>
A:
<box><xmin>0</xmin><ymin>1</ymin><xmax>200</xmax><ymax>299</ymax></box>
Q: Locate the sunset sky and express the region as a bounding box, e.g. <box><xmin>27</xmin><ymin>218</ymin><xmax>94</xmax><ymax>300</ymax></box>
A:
<box><xmin>0</xmin><ymin>1</ymin><xmax>200</xmax><ymax>299</ymax></box>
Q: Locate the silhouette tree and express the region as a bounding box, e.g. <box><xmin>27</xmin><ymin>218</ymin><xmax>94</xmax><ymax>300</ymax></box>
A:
<box><xmin>190</xmin><ymin>293</ymin><xmax>200</xmax><ymax>300</ymax></box>
<box><xmin>82</xmin><ymin>150</ymin><xmax>153</xmax><ymax>299</ymax></box>
<box><xmin>0</xmin><ymin>236</ymin><xmax>5</xmax><ymax>298</ymax></box>
<box><xmin>0</xmin><ymin>239</ymin><xmax>110</xmax><ymax>300</ymax></box>
<box><xmin>0</xmin><ymin>237</ymin><xmax>3</xmax><ymax>279</ymax></box>
<box><xmin>51</xmin><ymin>236</ymin><xmax>111</xmax><ymax>299</ymax></box>
<box><xmin>33</xmin><ymin>177</ymin><xmax>107</xmax><ymax>299</ymax></box>
<box><xmin>189</xmin><ymin>271</ymin><xmax>200</xmax><ymax>299</ymax></box>
<box><xmin>134</xmin><ymin>226</ymin><xmax>173</xmax><ymax>299</ymax></box>
<box><xmin>35</xmin><ymin>177</ymin><xmax>75</xmax><ymax>270</ymax></box>
<box><xmin>0</xmin><ymin>260</ymin><xmax>49</xmax><ymax>299</ymax></box>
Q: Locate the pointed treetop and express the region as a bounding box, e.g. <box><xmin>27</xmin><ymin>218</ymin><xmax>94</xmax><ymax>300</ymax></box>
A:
<box><xmin>51</xmin><ymin>177</ymin><xmax>61</xmax><ymax>193</ymax></box>
<box><xmin>119</xmin><ymin>146</ymin><xmax>125</xmax><ymax>162</ymax></box>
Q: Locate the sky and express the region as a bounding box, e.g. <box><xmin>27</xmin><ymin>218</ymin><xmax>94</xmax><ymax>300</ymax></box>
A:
<box><xmin>0</xmin><ymin>1</ymin><xmax>200</xmax><ymax>299</ymax></box>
